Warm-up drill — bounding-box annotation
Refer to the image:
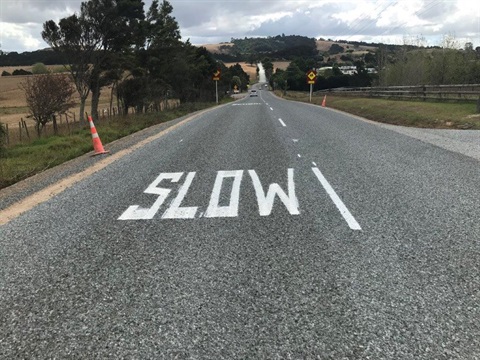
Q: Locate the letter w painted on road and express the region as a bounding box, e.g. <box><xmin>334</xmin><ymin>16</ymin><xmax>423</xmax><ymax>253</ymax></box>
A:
<box><xmin>249</xmin><ymin>168</ymin><xmax>299</xmax><ymax>216</ymax></box>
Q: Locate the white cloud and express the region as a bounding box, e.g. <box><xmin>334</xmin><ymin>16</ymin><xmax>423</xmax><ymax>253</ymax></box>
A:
<box><xmin>0</xmin><ymin>22</ymin><xmax>42</xmax><ymax>51</ymax></box>
<box><xmin>0</xmin><ymin>0</ymin><xmax>479</xmax><ymax>53</ymax></box>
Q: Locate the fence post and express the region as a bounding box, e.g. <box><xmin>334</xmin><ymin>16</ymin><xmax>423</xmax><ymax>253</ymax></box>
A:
<box><xmin>19</xmin><ymin>121</ymin><xmax>22</xmax><ymax>142</ymax></box>
<box><xmin>5</xmin><ymin>123</ymin><xmax>9</xmax><ymax>145</ymax></box>
<box><xmin>22</xmin><ymin>119</ymin><xmax>30</xmax><ymax>139</ymax></box>
<box><xmin>52</xmin><ymin>115</ymin><xmax>58</xmax><ymax>135</ymax></box>
<box><xmin>65</xmin><ymin>113</ymin><xmax>71</xmax><ymax>135</ymax></box>
<box><xmin>476</xmin><ymin>96</ymin><xmax>480</xmax><ymax>113</ymax></box>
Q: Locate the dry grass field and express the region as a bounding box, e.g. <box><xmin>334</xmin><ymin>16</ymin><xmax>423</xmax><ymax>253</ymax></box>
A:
<box><xmin>0</xmin><ymin>66</ymin><xmax>111</xmax><ymax>128</ymax></box>
<box><xmin>0</xmin><ymin>59</ymin><xmax>289</xmax><ymax>127</ymax></box>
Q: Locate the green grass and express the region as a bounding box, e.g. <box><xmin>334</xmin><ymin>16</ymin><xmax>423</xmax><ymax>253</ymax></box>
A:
<box><xmin>280</xmin><ymin>91</ymin><xmax>480</xmax><ymax>130</ymax></box>
<box><xmin>0</xmin><ymin>100</ymin><xmax>230</xmax><ymax>189</ymax></box>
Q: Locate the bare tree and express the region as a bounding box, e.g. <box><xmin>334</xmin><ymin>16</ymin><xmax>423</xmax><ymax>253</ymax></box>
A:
<box><xmin>20</xmin><ymin>73</ymin><xmax>76</xmax><ymax>137</ymax></box>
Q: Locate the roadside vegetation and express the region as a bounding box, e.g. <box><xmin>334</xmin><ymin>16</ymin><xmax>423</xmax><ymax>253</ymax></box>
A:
<box><xmin>0</xmin><ymin>101</ymin><xmax>229</xmax><ymax>189</ymax></box>
<box><xmin>278</xmin><ymin>91</ymin><xmax>480</xmax><ymax>130</ymax></box>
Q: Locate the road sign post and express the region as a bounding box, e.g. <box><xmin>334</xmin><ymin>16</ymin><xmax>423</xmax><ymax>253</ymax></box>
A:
<box><xmin>213</xmin><ymin>69</ymin><xmax>221</xmax><ymax>104</ymax></box>
<box><xmin>306</xmin><ymin>70</ymin><xmax>317</xmax><ymax>103</ymax></box>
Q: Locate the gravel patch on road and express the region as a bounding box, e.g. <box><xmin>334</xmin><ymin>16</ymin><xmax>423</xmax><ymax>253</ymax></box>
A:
<box><xmin>373</xmin><ymin>123</ymin><xmax>480</xmax><ymax>161</ymax></box>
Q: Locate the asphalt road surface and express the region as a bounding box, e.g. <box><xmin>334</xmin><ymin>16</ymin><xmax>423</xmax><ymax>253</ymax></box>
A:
<box><xmin>1</xmin><ymin>86</ymin><xmax>479</xmax><ymax>359</ymax></box>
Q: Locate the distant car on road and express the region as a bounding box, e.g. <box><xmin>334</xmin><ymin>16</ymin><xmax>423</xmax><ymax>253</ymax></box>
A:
<box><xmin>250</xmin><ymin>89</ymin><xmax>258</xmax><ymax>97</ymax></box>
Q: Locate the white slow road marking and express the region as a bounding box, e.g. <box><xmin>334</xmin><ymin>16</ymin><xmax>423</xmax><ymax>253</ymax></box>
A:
<box><xmin>312</xmin><ymin>167</ymin><xmax>362</xmax><ymax>230</ymax></box>
<box><xmin>118</xmin><ymin>169</ymin><xmax>300</xmax><ymax>220</ymax></box>
<box><xmin>205</xmin><ymin>170</ymin><xmax>243</xmax><ymax>218</ymax></box>
<box><xmin>249</xmin><ymin>169</ymin><xmax>299</xmax><ymax>216</ymax></box>
<box><xmin>162</xmin><ymin>172</ymin><xmax>197</xmax><ymax>219</ymax></box>
<box><xmin>118</xmin><ymin>168</ymin><xmax>360</xmax><ymax>229</ymax></box>
<box><xmin>118</xmin><ymin>172</ymin><xmax>183</xmax><ymax>220</ymax></box>
<box><xmin>278</xmin><ymin>118</ymin><xmax>286</xmax><ymax>127</ymax></box>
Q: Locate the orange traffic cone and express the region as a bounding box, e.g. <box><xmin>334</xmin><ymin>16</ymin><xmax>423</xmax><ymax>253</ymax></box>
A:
<box><xmin>88</xmin><ymin>115</ymin><xmax>109</xmax><ymax>156</ymax></box>
<box><xmin>321</xmin><ymin>95</ymin><xmax>326</xmax><ymax>107</ymax></box>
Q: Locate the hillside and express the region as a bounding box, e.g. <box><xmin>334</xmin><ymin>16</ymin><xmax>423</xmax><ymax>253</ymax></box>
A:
<box><xmin>201</xmin><ymin>35</ymin><xmax>386</xmax><ymax>67</ymax></box>
<box><xmin>204</xmin><ymin>39</ymin><xmax>377</xmax><ymax>55</ymax></box>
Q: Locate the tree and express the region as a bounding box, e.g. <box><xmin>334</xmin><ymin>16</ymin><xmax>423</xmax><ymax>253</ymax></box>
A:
<box><xmin>231</xmin><ymin>76</ymin><xmax>242</xmax><ymax>90</ymax></box>
<box><xmin>32</xmin><ymin>63</ymin><xmax>49</xmax><ymax>74</ymax></box>
<box><xmin>20</xmin><ymin>73</ymin><xmax>76</xmax><ymax>137</ymax></box>
<box><xmin>42</xmin><ymin>0</ymin><xmax>145</xmax><ymax>122</ymax></box>
<box><xmin>285</xmin><ymin>62</ymin><xmax>306</xmax><ymax>91</ymax></box>
<box><xmin>42</xmin><ymin>14</ymin><xmax>96</xmax><ymax>124</ymax></box>
<box><xmin>80</xmin><ymin>0</ymin><xmax>144</xmax><ymax>120</ymax></box>
<box><xmin>328</xmin><ymin>44</ymin><xmax>344</xmax><ymax>55</ymax></box>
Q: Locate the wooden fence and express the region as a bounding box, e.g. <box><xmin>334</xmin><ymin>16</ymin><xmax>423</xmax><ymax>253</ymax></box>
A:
<box><xmin>2</xmin><ymin>99</ymin><xmax>180</xmax><ymax>147</ymax></box>
<box><xmin>316</xmin><ymin>84</ymin><xmax>480</xmax><ymax>103</ymax></box>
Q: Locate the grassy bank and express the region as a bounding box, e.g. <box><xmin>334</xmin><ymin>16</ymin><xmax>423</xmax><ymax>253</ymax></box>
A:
<box><xmin>0</xmin><ymin>101</ymin><xmax>226</xmax><ymax>189</ymax></box>
<box><xmin>278</xmin><ymin>91</ymin><xmax>480</xmax><ymax>130</ymax></box>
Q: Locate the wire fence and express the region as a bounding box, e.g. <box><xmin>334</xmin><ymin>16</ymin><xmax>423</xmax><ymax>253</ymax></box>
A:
<box><xmin>316</xmin><ymin>84</ymin><xmax>480</xmax><ymax>104</ymax></box>
<box><xmin>2</xmin><ymin>99</ymin><xmax>181</xmax><ymax>147</ymax></box>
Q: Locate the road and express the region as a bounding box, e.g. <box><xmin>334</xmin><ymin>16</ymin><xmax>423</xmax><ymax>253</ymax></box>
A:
<box><xmin>1</xmin><ymin>86</ymin><xmax>479</xmax><ymax>359</ymax></box>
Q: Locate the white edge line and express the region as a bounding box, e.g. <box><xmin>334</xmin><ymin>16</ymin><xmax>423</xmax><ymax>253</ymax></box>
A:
<box><xmin>312</xmin><ymin>167</ymin><xmax>362</xmax><ymax>230</ymax></box>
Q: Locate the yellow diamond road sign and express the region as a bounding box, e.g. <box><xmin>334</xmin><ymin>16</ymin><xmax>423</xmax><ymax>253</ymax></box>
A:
<box><xmin>307</xmin><ymin>70</ymin><xmax>316</xmax><ymax>84</ymax></box>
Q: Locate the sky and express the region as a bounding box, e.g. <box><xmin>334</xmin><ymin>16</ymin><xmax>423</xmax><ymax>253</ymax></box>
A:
<box><xmin>0</xmin><ymin>0</ymin><xmax>479</xmax><ymax>53</ymax></box>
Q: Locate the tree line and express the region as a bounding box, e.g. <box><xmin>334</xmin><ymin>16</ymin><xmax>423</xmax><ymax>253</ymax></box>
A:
<box><xmin>267</xmin><ymin>39</ymin><xmax>480</xmax><ymax>92</ymax></box>
<box><xmin>39</xmin><ymin>0</ymin><xmax>248</xmax><ymax>124</ymax></box>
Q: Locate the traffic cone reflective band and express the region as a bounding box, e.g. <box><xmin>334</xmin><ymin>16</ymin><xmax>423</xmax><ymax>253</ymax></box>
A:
<box><xmin>321</xmin><ymin>95</ymin><xmax>326</xmax><ymax>107</ymax></box>
<box><xmin>88</xmin><ymin>115</ymin><xmax>109</xmax><ymax>156</ymax></box>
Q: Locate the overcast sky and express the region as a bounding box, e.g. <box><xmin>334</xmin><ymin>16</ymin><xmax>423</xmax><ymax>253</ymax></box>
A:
<box><xmin>1</xmin><ymin>0</ymin><xmax>479</xmax><ymax>53</ymax></box>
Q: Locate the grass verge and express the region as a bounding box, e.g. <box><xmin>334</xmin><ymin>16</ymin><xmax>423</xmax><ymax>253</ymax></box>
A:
<box><xmin>0</xmin><ymin>100</ymin><xmax>229</xmax><ymax>189</ymax></box>
<box><xmin>278</xmin><ymin>91</ymin><xmax>480</xmax><ymax>130</ymax></box>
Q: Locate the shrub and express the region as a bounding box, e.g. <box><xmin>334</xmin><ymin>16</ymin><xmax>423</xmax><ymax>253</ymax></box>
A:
<box><xmin>32</xmin><ymin>62</ymin><xmax>49</xmax><ymax>74</ymax></box>
<box><xmin>12</xmin><ymin>69</ymin><xmax>32</xmax><ymax>76</ymax></box>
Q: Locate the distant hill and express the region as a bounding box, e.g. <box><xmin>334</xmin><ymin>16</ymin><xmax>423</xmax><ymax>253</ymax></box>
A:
<box><xmin>200</xmin><ymin>35</ymin><xmax>401</xmax><ymax>66</ymax></box>
<box><xmin>0</xmin><ymin>36</ymin><xmax>408</xmax><ymax>68</ymax></box>
<box><xmin>205</xmin><ymin>39</ymin><xmax>378</xmax><ymax>54</ymax></box>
